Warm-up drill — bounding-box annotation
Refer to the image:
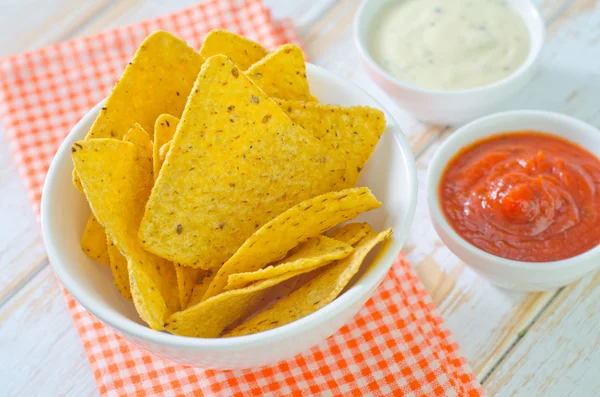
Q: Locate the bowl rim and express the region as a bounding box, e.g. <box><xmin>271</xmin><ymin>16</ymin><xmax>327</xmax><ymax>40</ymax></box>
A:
<box><xmin>427</xmin><ymin>109</ymin><xmax>600</xmax><ymax>271</ymax></box>
<box><xmin>353</xmin><ymin>0</ymin><xmax>546</xmax><ymax>96</ymax></box>
<box><xmin>41</xmin><ymin>62</ymin><xmax>418</xmax><ymax>350</ymax></box>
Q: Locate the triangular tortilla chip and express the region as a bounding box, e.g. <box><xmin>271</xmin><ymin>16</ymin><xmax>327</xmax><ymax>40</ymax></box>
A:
<box><xmin>139</xmin><ymin>55</ymin><xmax>347</xmax><ymax>268</ymax></box>
<box><xmin>203</xmin><ymin>187</ymin><xmax>382</xmax><ymax>300</ymax></box>
<box><xmin>86</xmin><ymin>31</ymin><xmax>204</xmax><ymax>140</ymax></box>
<box><xmin>106</xmin><ymin>237</ymin><xmax>132</xmax><ymax>301</ymax></box>
<box><xmin>277</xmin><ymin>100</ymin><xmax>386</xmax><ymax>185</ymax></box>
<box><xmin>123</xmin><ymin>123</ymin><xmax>153</xmax><ymax>154</ymax></box>
<box><xmin>72</xmin><ymin>139</ymin><xmax>179</xmax><ymax>330</ymax></box>
<box><xmin>246</xmin><ymin>44</ymin><xmax>316</xmax><ymax>101</ymax></box>
<box><xmin>329</xmin><ymin>222</ymin><xmax>372</xmax><ymax>246</ymax></box>
<box><xmin>73</xmin><ymin>31</ymin><xmax>205</xmax><ymax>191</ymax></box>
<box><xmin>225</xmin><ymin>236</ymin><xmax>353</xmax><ymax>290</ymax></box>
<box><xmin>186</xmin><ymin>269</ymin><xmax>217</xmax><ymax>309</ymax></box>
<box><xmin>199</xmin><ymin>29</ymin><xmax>268</xmax><ymax>70</ymax></box>
<box><xmin>226</xmin><ymin>228</ymin><xmax>392</xmax><ymax>337</ymax></box>
<box><xmin>80</xmin><ymin>214</ymin><xmax>109</xmax><ymax>266</ymax></box>
<box><xmin>165</xmin><ymin>266</ymin><xmax>315</xmax><ymax>338</ymax></box>
<box><xmin>174</xmin><ymin>264</ymin><xmax>207</xmax><ymax>309</ymax></box>
<box><xmin>153</xmin><ymin>114</ymin><xmax>179</xmax><ymax>179</ymax></box>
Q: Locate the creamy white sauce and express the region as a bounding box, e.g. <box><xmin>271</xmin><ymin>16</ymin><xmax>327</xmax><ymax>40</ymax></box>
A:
<box><xmin>369</xmin><ymin>0</ymin><xmax>531</xmax><ymax>91</ymax></box>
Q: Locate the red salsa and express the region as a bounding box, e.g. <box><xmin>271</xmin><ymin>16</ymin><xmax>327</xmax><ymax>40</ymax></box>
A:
<box><xmin>440</xmin><ymin>132</ymin><xmax>600</xmax><ymax>262</ymax></box>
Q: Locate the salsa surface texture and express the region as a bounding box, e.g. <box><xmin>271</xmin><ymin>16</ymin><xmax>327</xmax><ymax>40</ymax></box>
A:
<box><xmin>440</xmin><ymin>132</ymin><xmax>600</xmax><ymax>262</ymax></box>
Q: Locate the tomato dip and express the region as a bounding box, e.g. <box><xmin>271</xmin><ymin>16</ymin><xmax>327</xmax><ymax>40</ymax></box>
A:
<box><xmin>440</xmin><ymin>132</ymin><xmax>600</xmax><ymax>262</ymax></box>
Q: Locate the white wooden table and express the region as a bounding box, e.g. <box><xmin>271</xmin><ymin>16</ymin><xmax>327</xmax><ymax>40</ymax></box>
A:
<box><xmin>1</xmin><ymin>1</ymin><xmax>598</xmax><ymax>395</ymax></box>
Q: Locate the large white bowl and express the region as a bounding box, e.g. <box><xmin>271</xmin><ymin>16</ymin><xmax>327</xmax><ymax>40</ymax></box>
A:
<box><xmin>428</xmin><ymin>110</ymin><xmax>600</xmax><ymax>291</ymax></box>
<box><xmin>41</xmin><ymin>63</ymin><xmax>418</xmax><ymax>369</ymax></box>
<box><xmin>354</xmin><ymin>0</ymin><xmax>546</xmax><ymax>125</ymax></box>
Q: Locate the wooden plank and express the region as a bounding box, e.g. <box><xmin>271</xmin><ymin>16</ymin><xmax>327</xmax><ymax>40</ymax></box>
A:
<box><xmin>0</xmin><ymin>266</ymin><xmax>98</xmax><ymax>397</ymax></box>
<box><xmin>484</xmin><ymin>271</ymin><xmax>600</xmax><ymax>397</ymax></box>
<box><xmin>0</xmin><ymin>0</ymin><xmax>113</xmax><ymax>59</ymax></box>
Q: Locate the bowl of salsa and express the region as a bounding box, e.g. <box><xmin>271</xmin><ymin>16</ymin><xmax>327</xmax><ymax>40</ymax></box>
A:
<box><xmin>428</xmin><ymin>110</ymin><xmax>600</xmax><ymax>291</ymax></box>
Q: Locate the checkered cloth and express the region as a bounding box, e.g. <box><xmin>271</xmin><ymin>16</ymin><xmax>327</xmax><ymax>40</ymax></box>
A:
<box><xmin>0</xmin><ymin>1</ymin><xmax>483</xmax><ymax>395</ymax></box>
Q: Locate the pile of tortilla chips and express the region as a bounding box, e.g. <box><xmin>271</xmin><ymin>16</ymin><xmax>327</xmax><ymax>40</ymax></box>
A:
<box><xmin>72</xmin><ymin>30</ymin><xmax>391</xmax><ymax>337</ymax></box>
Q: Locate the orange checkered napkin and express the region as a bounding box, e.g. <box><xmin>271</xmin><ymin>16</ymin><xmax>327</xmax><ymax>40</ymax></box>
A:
<box><xmin>0</xmin><ymin>1</ymin><xmax>483</xmax><ymax>395</ymax></box>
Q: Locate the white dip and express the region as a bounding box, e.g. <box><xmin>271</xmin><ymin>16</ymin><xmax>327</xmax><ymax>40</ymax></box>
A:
<box><xmin>369</xmin><ymin>0</ymin><xmax>531</xmax><ymax>90</ymax></box>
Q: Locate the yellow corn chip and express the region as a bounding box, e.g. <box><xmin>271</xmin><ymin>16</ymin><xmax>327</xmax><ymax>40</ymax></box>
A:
<box><xmin>165</xmin><ymin>267</ymin><xmax>312</xmax><ymax>338</ymax></box>
<box><xmin>329</xmin><ymin>222</ymin><xmax>372</xmax><ymax>246</ymax></box>
<box><xmin>226</xmin><ymin>236</ymin><xmax>353</xmax><ymax>290</ymax></box>
<box><xmin>73</xmin><ymin>31</ymin><xmax>204</xmax><ymax>191</ymax></box>
<box><xmin>86</xmin><ymin>31</ymin><xmax>204</xmax><ymax>140</ymax></box>
<box><xmin>175</xmin><ymin>264</ymin><xmax>207</xmax><ymax>309</ymax></box>
<box><xmin>226</xmin><ymin>228</ymin><xmax>392</xmax><ymax>337</ymax></box>
<box><xmin>106</xmin><ymin>237</ymin><xmax>132</xmax><ymax>301</ymax></box>
<box><xmin>246</xmin><ymin>44</ymin><xmax>315</xmax><ymax>101</ymax></box>
<box><xmin>204</xmin><ymin>187</ymin><xmax>382</xmax><ymax>300</ymax></box>
<box><xmin>123</xmin><ymin>123</ymin><xmax>153</xmax><ymax>154</ymax></box>
<box><xmin>139</xmin><ymin>55</ymin><xmax>347</xmax><ymax>268</ymax></box>
<box><xmin>277</xmin><ymin>100</ymin><xmax>385</xmax><ymax>185</ymax></box>
<box><xmin>186</xmin><ymin>269</ymin><xmax>217</xmax><ymax>308</ymax></box>
<box><xmin>80</xmin><ymin>214</ymin><xmax>110</xmax><ymax>266</ymax></box>
<box><xmin>153</xmin><ymin>114</ymin><xmax>179</xmax><ymax>179</ymax></box>
<box><xmin>158</xmin><ymin>141</ymin><xmax>171</xmax><ymax>163</ymax></box>
<box><xmin>199</xmin><ymin>29</ymin><xmax>268</xmax><ymax>70</ymax></box>
<box><xmin>72</xmin><ymin>139</ymin><xmax>179</xmax><ymax>330</ymax></box>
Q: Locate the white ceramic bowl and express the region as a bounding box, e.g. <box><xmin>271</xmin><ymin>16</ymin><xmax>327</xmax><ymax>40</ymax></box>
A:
<box><xmin>41</xmin><ymin>63</ymin><xmax>418</xmax><ymax>369</ymax></box>
<box><xmin>354</xmin><ymin>0</ymin><xmax>546</xmax><ymax>125</ymax></box>
<box><xmin>428</xmin><ymin>110</ymin><xmax>600</xmax><ymax>291</ymax></box>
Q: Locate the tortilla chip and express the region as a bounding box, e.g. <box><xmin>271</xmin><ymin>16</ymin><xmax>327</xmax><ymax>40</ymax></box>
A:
<box><xmin>277</xmin><ymin>100</ymin><xmax>386</xmax><ymax>185</ymax></box>
<box><xmin>186</xmin><ymin>269</ymin><xmax>217</xmax><ymax>308</ymax></box>
<box><xmin>199</xmin><ymin>29</ymin><xmax>268</xmax><ymax>70</ymax></box>
<box><xmin>86</xmin><ymin>31</ymin><xmax>204</xmax><ymax>140</ymax></box>
<box><xmin>203</xmin><ymin>187</ymin><xmax>382</xmax><ymax>300</ymax></box>
<box><xmin>175</xmin><ymin>264</ymin><xmax>207</xmax><ymax>309</ymax></box>
<box><xmin>80</xmin><ymin>214</ymin><xmax>110</xmax><ymax>266</ymax></box>
<box><xmin>123</xmin><ymin>123</ymin><xmax>153</xmax><ymax>154</ymax></box>
<box><xmin>72</xmin><ymin>31</ymin><xmax>204</xmax><ymax>191</ymax></box>
<box><xmin>226</xmin><ymin>236</ymin><xmax>353</xmax><ymax>290</ymax></box>
<box><xmin>139</xmin><ymin>55</ymin><xmax>347</xmax><ymax>268</ymax></box>
<box><xmin>329</xmin><ymin>222</ymin><xmax>372</xmax><ymax>246</ymax></box>
<box><xmin>72</xmin><ymin>139</ymin><xmax>179</xmax><ymax>330</ymax></box>
<box><xmin>246</xmin><ymin>44</ymin><xmax>315</xmax><ymax>101</ymax></box>
<box><xmin>153</xmin><ymin>114</ymin><xmax>179</xmax><ymax>179</ymax></box>
<box><xmin>165</xmin><ymin>267</ymin><xmax>313</xmax><ymax>338</ymax></box>
<box><xmin>226</xmin><ymin>228</ymin><xmax>392</xmax><ymax>337</ymax></box>
<box><xmin>106</xmin><ymin>237</ymin><xmax>132</xmax><ymax>301</ymax></box>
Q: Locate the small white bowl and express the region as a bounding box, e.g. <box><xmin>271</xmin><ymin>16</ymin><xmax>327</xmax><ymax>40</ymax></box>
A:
<box><xmin>428</xmin><ymin>110</ymin><xmax>600</xmax><ymax>291</ymax></box>
<box><xmin>354</xmin><ymin>0</ymin><xmax>546</xmax><ymax>125</ymax></box>
<box><xmin>41</xmin><ymin>63</ymin><xmax>418</xmax><ymax>369</ymax></box>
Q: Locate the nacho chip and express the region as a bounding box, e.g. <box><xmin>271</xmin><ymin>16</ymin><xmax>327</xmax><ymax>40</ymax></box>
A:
<box><xmin>226</xmin><ymin>228</ymin><xmax>392</xmax><ymax>337</ymax></box>
<box><xmin>165</xmin><ymin>267</ymin><xmax>313</xmax><ymax>338</ymax></box>
<box><xmin>277</xmin><ymin>100</ymin><xmax>386</xmax><ymax>185</ymax></box>
<box><xmin>72</xmin><ymin>31</ymin><xmax>205</xmax><ymax>191</ymax></box>
<box><xmin>226</xmin><ymin>236</ymin><xmax>353</xmax><ymax>290</ymax></box>
<box><xmin>153</xmin><ymin>114</ymin><xmax>179</xmax><ymax>179</ymax></box>
<box><xmin>80</xmin><ymin>215</ymin><xmax>110</xmax><ymax>266</ymax></box>
<box><xmin>246</xmin><ymin>44</ymin><xmax>315</xmax><ymax>101</ymax></box>
<box><xmin>329</xmin><ymin>222</ymin><xmax>372</xmax><ymax>246</ymax></box>
<box><xmin>203</xmin><ymin>187</ymin><xmax>382</xmax><ymax>300</ymax></box>
<box><xmin>72</xmin><ymin>139</ymin><xmax>179</xmax><ymax>329</ymax></box>
<box><xmin>186</xmin><ymin>269</ymin><xmax>217</xmax><ymax>308</ymax></box>
<box><xmin>175</xmin><ymin>264</ymin><xmax>207</xmax><ymax>309</ymax></box>
<box><xmin>199</xmin><ymin>29</ymin><xmax>268</xmax><ymax>70</ymax></box>
<box><xmin>139</xmin><ymin>55</ymin><xmax>347</xmax><ymax>268</ymax></box>
<box><xmin>86</xmin><ymin>31</ymin><xmax>204</xmax><ymax>140</ymax></box>
<box><xmin>123</xmin><ymin>123</ymin><xmax>153</xmax><ymax>154</ymax></box>
<box><xmin>106</xmin><ymin>237</ymin><xmax>132</xmax><ymax>301</ymax></box>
